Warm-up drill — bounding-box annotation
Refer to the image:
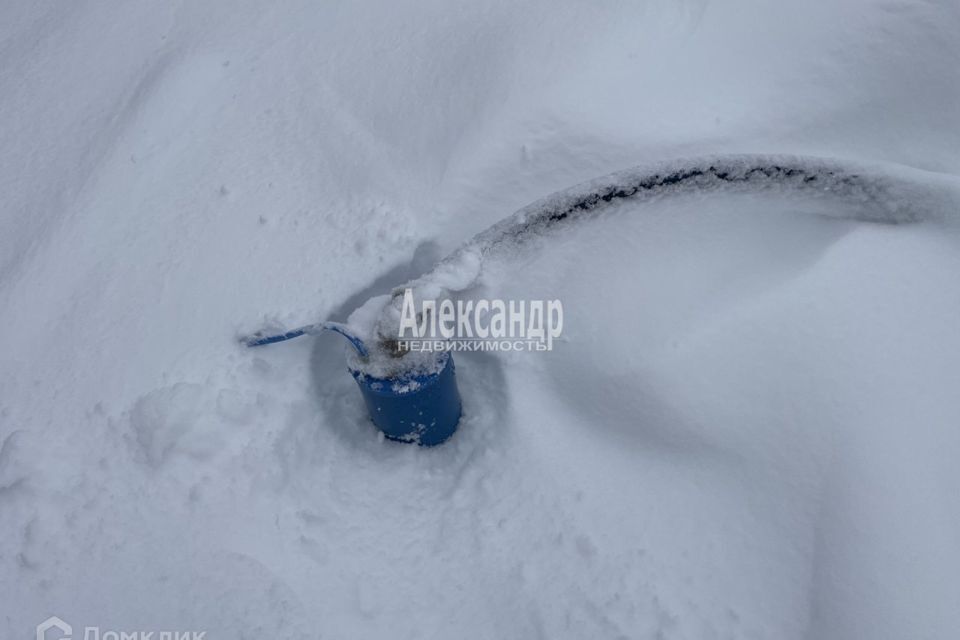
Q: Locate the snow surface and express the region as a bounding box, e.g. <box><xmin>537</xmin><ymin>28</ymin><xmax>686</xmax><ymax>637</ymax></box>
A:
<box><xmin>2</xmin><ymin>1</ymin><xmax>960</xmax><ymax>638</ymax></box>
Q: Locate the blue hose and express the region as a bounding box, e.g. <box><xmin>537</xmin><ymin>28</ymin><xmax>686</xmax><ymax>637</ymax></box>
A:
<box><xmin>242</xmin><ymin>321</ymin><xmax>369</xmax><ymax>358</ymax></box>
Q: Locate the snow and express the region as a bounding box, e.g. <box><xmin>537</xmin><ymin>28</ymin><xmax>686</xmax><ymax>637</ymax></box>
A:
<box><xmin>380</xmin><ymin>154</ymin><xmax>960</xmax><ymax>351</ymax></box>
<box><xmin>3</xmin><ymin>1</ymin><xmax>960</xmax><ymax>638</ymax></box>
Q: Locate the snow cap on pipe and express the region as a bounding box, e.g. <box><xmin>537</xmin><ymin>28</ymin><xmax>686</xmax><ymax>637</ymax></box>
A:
<box><xmin>346</xmin><ymin>294</ymin><xmax>464</xmax><ymax>445</ymax></box>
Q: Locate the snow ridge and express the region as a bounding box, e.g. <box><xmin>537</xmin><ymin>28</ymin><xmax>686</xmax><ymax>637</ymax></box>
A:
<box><xmin>374</xmin><ymin>154</ymin><xmax>960</xmax><ymax>353</ymax></box>
<box><xmin>471</xmin><ymin>153</ymin><xmax>960</xmax><ymax>261</ymax></box>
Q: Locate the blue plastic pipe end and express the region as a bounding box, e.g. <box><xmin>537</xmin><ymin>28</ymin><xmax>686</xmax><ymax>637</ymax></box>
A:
<box><xmin>349</xmin><ymin>353</ymin><xmax>462</xmax><ymax>446</ymax></box>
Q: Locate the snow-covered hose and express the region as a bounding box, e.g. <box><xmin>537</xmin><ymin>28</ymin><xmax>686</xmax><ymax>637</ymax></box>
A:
<box><xmin>368</xmin><ymin>153</ymin><xmax>960</xmax><ymax>363</ymax></box>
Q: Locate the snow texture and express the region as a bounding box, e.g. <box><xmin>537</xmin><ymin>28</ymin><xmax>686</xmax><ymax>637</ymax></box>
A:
<box><xmin>2</xmin><ymin>1</ymin><xmax>960</xmax><ymax>639</ymax></box>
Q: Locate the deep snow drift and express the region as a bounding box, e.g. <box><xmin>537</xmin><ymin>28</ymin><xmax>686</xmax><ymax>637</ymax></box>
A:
<box><xmin>2</xmin><ymin>1</ymin><xmax>960</xmax><ymax>638</ymax></box>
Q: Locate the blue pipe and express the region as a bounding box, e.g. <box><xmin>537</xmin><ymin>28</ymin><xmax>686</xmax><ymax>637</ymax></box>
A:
<box><xmin>242</xmin><ymin>321</ymin><xmax>462</xmax><ymax>445</ymax></box>
<box><xmin>350</xmin><ymin>352</ymin><xmax>461</xmax><ymax>447</ymax></box>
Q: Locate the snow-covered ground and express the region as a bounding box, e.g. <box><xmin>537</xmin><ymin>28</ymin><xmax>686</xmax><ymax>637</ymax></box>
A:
<box><xmin>3</xmin><ymin>1</ymin><xmax>960</xmax><ymax>638</ymax></box>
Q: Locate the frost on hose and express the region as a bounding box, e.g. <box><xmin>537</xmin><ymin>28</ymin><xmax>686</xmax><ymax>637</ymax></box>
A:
<box><xmin>346</xmin><ymin>294</ymin><xmax>453</xmax><ymax>380</ymax></box>
<box><xmin>354</xmin><ymin>153</ymin><xmax>960</xmax><ymax>372</ymax></box>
